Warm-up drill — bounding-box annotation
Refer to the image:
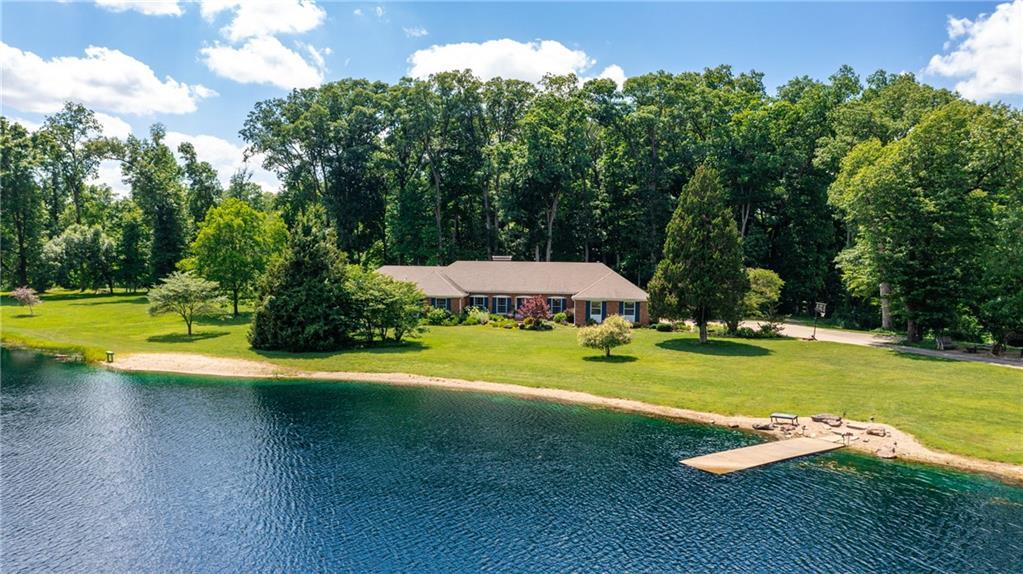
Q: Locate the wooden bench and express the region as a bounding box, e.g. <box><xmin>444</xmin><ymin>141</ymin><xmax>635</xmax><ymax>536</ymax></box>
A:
<box><xmin>770</xmin><ymin>412</ymin><xmax>799</xmax><ymax>426</ymax></box>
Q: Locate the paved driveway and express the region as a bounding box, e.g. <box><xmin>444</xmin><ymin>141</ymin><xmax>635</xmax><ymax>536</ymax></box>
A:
<box><xmin>746</xmin><ymin>322</ymin><xmax>1023</xmax><ymax>370</ymax></box>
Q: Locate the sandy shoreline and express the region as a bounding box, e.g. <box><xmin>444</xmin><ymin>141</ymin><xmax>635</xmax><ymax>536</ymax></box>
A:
<box><xmin>104</xmin><ymin>352</ymin><xmax>1023</xmax><ymax>483</ymax></box>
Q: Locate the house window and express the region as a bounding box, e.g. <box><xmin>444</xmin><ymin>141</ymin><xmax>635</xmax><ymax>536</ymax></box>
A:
<box><xmin>470</xmin><ymin>295</ymin><xmax>488</xmax><ymax>309</ymax></box>
<box><xmin>547</xmin><ymin>297</ymin><xmax>566</xmax><ymax>314</ymax></box>
<box><xmin>494</xmin><ymin>296</ymin><xmax>511</xmax><ymax>315</ymax></box>
<box><xmin>429</xmin><ymin>298</ymin><xmax>450</xmax><ymax>311</ymax></box>
<box><xmin>515</xmin><ymin>296</ymin><xmax>529</xmax><ymax>312</ymax></box>
<box><xmin>589</xmin><ymin>301</ymin><xmax>604</xmax><ymax>323</ymax></box>
<box><xmin>621</xmin><ymin>301</ymin><xmax>637</xmax><ymax>321</ymax></box>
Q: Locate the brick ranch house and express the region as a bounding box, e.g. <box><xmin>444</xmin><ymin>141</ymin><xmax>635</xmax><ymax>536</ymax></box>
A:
<box><xmin>378</xmin><ymin>259</ymin><xmax>649</xmax><ymax>326</ymax></box>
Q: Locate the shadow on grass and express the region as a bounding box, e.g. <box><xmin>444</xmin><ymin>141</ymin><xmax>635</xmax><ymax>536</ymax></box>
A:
<box><xmin>147</xmin><ymin>331</ymin><xmax>230</xmax><ymax>343</ymax></box>
<box><xmin>656</xmin><ymin>338</ymin><xmax>771</xmax><ymax>357</ymax></box>
<box><xmin>582</xmin><ymin>354</ymin><xmax>638</xmax><ymax>363</ymax></box>
<box><xmin>69</xmin><ymin>296</ymin><xmax>149</xmax><ymax>306</ymax></box>
<box><xmin>251</xmin><ymin>340</ymin><xmax>428</xmax><ymax>361</ymax></box>
<box><xmin>197</xmin><ymin>313</ymin><xmax>252</xmax><ymax>327</ymax></box>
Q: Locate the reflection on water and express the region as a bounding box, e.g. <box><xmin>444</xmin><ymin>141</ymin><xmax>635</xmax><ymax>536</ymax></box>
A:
<box><xmin>2</xmin><ymin>348</ymin><xmax>1021</xmax><ymax>573</ymax></box>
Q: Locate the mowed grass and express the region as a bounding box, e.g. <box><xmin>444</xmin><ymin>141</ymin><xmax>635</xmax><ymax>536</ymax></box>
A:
<box><xmin>3</xmin><ymin>291</ymin><xmax>1021</xmax><ymax>464</ymax></box>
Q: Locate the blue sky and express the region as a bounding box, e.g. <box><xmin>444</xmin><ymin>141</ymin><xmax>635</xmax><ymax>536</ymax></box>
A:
<box><xmin>2</xmin><ymin>1</ymin><xmax>1020</xmax><ymax>191</ymax></box>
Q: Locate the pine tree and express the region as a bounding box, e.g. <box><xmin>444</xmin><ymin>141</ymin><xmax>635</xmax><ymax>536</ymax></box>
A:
<box><xmin>649</xmin><ymin>165</ymin><xmax>748</xmax><ymax>343</ymax></box>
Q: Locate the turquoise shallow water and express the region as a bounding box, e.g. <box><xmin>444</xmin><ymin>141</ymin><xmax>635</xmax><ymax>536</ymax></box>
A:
<box><xmin>2</xmin><ymin>348</ymin><xmax>1022</xmax><ymax>573</ymax></box>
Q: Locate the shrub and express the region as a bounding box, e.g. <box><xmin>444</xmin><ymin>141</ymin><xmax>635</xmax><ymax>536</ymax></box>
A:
<box><xmin>462</xmin><ymin>315</ymin><xmax>480</xmax><ymax>326</ymax></box>
<box><xmin>577</xmin><ymin>315</ymin><xmax>633</xmax><ymax>357</ymax></box>
<box><xmin>552</xmin><ymin>311</ymin><xmax>567</xmax><ymax>324</ymax></box>
<box><xmin>565</xmin><ymin>310</ymin><xmax>575</xmax><ymax>324</ymax></box>
<box><xmin>655</xmin><ymin>322</ymin><xmax>673</xmax><ymax>332</ymax></box>
<box><xmin>467</xmin><ymin>306</ymin><xmax>491</xmax><ymax>325</ymax></box>
<box><xmin>442</xmin><ymin>313</ymin><xmax>461</xmax><ymax>326</ymax></box>
<box><xmin>523</xmin><ymin>317</ymin><xmax>535</xmax><ymax>329</ymax></box>
<box><xmin>517</xmin><ymin>295</ymin><xmax>551</xmax><ymax>324</ymax></box>
<box><xmin>425</xmin><ymin>307</ymin><xmax>451</xmax><ymax>325</ymax></box>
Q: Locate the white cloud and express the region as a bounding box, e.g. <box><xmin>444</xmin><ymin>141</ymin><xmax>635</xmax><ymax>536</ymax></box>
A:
<box><xmin>200</xmin><ymin>0</ymin><xmax>325</xmax><ymax>42</ymax></box>
<box><xmin>164</xmin><ymin>131</ymin><xmax>280</xmax><ymax>192</ymax></box>
<box><xmin>0</xmin><ymin>42</ymin><xmax>215</xmax><ymax>115</ymax></box>
<box><xmin>592</xmin><ymin>64</ymin><xmax>626</xmax><ymax>88</ymax></box>
<box><xmin>95</xmin><ymin>0</ymin><xmax>183</xmax><ymax>17</ymax></box>
<box><xmin>408</xmin><ymin>39</ymin><xmax>626</xmax><ymax>87</ymax></box>
<box><xmin>201</xmin><ymin>36</ymin><xmax>324</xmax><ymax>89</ymax></box>
<box><xmin>92</xmin><ymin>160</ymin><xmax>130</xmax><ymax>196</ymax></box>
<box><xmin>94</xmin><ymin>112</ymin><xmax>133</xmax><ymax>139</ymax></box>
<box><xmin>374</xmin><ymin>5</ymin><xmax>385</xmax><ymax>18</ymax></box>
<box><xmin>9</xmin><ymin>117</ymin><xmax>42</xmax><ymax>132</ymax></box>
<box><xmin>353</xmin><ymin>8</ymin><xmax>363</xmax><ymax>16</ymax></box>
<box><xmin>403</xmin><ymin>26</ymin><xmax>428</xmax><ymax>38</ymax></box>
<box><xmin>925</xmin><ymin>0</ymin><xmax>1023</xmax><ymax>101</ymax></box>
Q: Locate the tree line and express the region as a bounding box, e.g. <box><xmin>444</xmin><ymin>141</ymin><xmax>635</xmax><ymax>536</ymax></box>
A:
<box><xmin>2</xmin><ymin>65</ymin><xmax>1020</xmax><ymax>347</ymax></box>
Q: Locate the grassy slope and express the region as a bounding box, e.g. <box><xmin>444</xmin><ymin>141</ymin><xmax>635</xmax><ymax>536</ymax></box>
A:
<box><xmin>3</xmin><ymin>291</ymin><xmax>1021</xmax><ymax>464</ymax></box>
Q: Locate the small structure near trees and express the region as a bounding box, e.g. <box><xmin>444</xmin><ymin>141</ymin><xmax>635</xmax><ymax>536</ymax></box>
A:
<box><xmin>577</xmin><ymin>314</ymin><xmax>633</xmax><ymax>357</ymax></box>
<box><xmin>147</xmin><ymin>272</ymin><xmax>225</xmax><ymax>336</ymax></box>
<box><xmin>11</xmin><ymin>286</ymin><xmax>41</xmax><ymax>315</ymax></box>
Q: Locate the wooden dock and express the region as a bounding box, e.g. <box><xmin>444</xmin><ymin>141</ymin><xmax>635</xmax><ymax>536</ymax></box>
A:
<box><xmin>681</xmin><ymin>437</ymin><xmax>845</xmax><ymax>475</ymax></box>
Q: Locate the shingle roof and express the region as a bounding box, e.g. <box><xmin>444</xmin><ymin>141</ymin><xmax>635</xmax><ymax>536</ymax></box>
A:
<box><xmin>571</xmin><ymin>271</ymin><xmax>649</xmax><ymax>302</ymax></box>
<box><xmin>377</xmin><ymin>266</ymin><xmax>466</xmax><ymax>298</ymax></box>
<box><xmin>378</xmin><ymin>261</ymin><xmax>648</xmax><ymax>302</ymax></box>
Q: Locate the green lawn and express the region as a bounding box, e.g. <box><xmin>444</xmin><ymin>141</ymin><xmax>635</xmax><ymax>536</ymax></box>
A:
<box><xmin>3</xmin><ymin>290</ymin><xmax>1021</xmax><ymax>465</ymax></box>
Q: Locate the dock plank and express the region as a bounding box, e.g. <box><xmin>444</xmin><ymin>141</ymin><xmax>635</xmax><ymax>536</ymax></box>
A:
<box><xmin>681</xmin><ymin>437</ymin><xmax>844</xmax><ymax>475</ymax></box>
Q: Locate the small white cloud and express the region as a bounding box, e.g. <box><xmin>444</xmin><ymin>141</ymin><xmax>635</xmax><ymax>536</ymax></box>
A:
<box><xmin>164</xmin><ymin>131</ymin><xmax>280</xmax><ymax>192</ymax></box>
<box><xmin>592</xmin><ymin>64</ymin><xmax>626</xmax><ymax>88</ymax></box>
<box><xmin>0</xmin><ymin>42</ymin><xmax>214</xmax><ymax>115</ymax></box>
<box><xmin>300</xmin><ymin>42</ymin><xmax>328</xmax><ymax>69</ymax></box>
<box><xmin>925</xmin><ymin>0</ymin><xmax>1023</xmax><ymax>101</ymax></box>
<box><xmin>374</xmin><ymin>5</ymin><xmax>385</xmax><ymax>18</ymax></box>
<box><xmin>94</xmin><ymin>112</ymin><xmax>133</xmax><ymax>139</ymax></box>
<box><xmin>9</xmin><ymin>117</ymin><xmax>42</xmax><ymax>132</ymax></box>
<box><xmin>91</xmin><ymin>160</ymin><xmax>130</xmax><ymax>196</ymax></box>
<box><xmin>200</xmin><ymin>0</ymin><xmax>325</xmax><ymax>42</ymax></box>
<box><xmin>201</xmin><ymin>36</ymin><xmax>324</xmax><ymax>89</ymax></box>
<box><xmin>95</xmin><ymin>0</ymin><xmax>182</xmax><ymax>17</ymax></box>
<box><xmin>353</xmin><ymin>8</ymin><xmax>363</xmax><ymax>16</ymax></box>
<box><xmin>409</xmin><ymin>39</ymin><xmax>625</xmax><ymax>86</ymax></box>
<box><xmin>403</xmin><ymin>26</ymin><xmax>428</xmax><ymax>38</ymax></box>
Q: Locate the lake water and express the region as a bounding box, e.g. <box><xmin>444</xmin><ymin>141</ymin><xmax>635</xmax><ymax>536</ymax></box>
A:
<box><xmin>2</xmin><ymin>348</ymin><xmax>1021</xmax><ymax>573</ymax></box>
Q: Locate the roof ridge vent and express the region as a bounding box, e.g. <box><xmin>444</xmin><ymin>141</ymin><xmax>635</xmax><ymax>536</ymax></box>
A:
<box><xmin>491</xmin><ymin>255</ymin><xmax>513</xmax><ymax>261</ymax></box>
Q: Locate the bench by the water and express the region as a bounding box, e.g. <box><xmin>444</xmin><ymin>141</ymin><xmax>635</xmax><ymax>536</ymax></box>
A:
<box><xmin>770</xmin><ymin>412</ymin><xmax>799</xmax><ymax>425</ymax></box>
<box><xmin>680</xmin><ymin>437</ymin><xmax>845</xmax><ymax>475</ymax></box>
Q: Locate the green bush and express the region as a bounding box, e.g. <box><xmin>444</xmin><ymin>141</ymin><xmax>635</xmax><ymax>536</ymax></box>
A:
<box><xmin>425</xmin><ymin>307</ymin><xmax>452</xmax><ymax>325</ymax></box>
<box><xmin>552</xmin><ymin>311</ymin><xmax>567</xmax><ymax>324</ymax></box>
<box><xmin>467</xmin><ymin>306</ymin><xmax>491</xmax><ymax>325</ymax></box>
<box><xmin>462</xmin><ymin>315</ymin><xmax>480</xmax><ymax>326</ymax></box>
<box><xmin>655</xmin><ymin>322</ymin><xmax>673</xmax><ymax>332</ymax></box>
<box><xmin>577</xmin><ymin>315</ymin><xmax>633</xmax><ymax>357</ymax></box>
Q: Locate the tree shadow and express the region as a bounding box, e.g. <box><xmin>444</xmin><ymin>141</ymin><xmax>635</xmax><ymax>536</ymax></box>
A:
<box><xmin>656</xmin><ymin>338</ymin><xmax>771</xmax><ymax>357</ymax></box>
<box><xmin>70</xmin><ymin>296</ymin><xmax>149</xmax><ymax>306</ymax></box>
<box><xmin>582</xmin><ymin>354</ymin><xmax>638</xmax><ymax>363</ymax></box>
<box><xmin>251</xmin><ymin>340</ymin><xmax>428</xmax><ymax>361</ymax></box>
<box><xmin>147</xmin><ymin>331</ymin><xmax>230</xmax><ymax>343</ymax></box>
<box><xmin>197</xmin><ymin>313</ymin><xmax>252</xmax><ymax>327</ymax></box>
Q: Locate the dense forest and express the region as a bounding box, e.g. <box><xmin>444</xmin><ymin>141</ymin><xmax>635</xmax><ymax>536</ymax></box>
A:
<box><xmin>2</xmin><ymin>65</ymin><xmax>1021</xmax><ymax>345</ymax></box>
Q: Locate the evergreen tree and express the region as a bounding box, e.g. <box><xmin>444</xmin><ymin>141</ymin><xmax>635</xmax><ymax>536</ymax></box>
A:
<box><xmin>249</xmin><ymin>208</ymin><xmax>356</xmax><ymax>351</ymax></box>
<box><xmin>114</xmin><ymin>204</ymin><xmax>150</xmax><ymax>292</ymax></box>
<box><xmin>648</xmin><ymin>165</ymin><xmax>748</xmax><ymax>343</ymax></box>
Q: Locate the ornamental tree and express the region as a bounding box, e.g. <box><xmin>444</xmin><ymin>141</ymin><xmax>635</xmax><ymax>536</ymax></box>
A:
<box><xmin>517</xmin><ymin>295</ymin><xmax>551</xmax><ymax>323</ymax></box>
<box><xmin>11</xmin><ymin>286</ymin><xmax>41</xmax><ymax>316</ymax></box>
<box><xmin>577</xmin><ymin>314</ymin><xmax>633</xmax><ymax>357</ymax></box>
<box><xmin>148</xmin><ymin>271</ymin><xmax>225</xmax><ymax>337</ymax></box>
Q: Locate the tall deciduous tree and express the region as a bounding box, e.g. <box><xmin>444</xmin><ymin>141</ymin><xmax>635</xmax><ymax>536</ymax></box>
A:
<box><xmin>190</xmin><ymin>198</ymin><xmax>287</xmax><ymax>316</ymax></box>
<box><xmin>38</xmin><ymin>103</ymin><xmax>107</xmax><ymax>225</ymax></box>
<box><xmin>122</xmin><ymin>125</ymin><xmax>189</xmax><ymax>281</ymax></box>
<box><xmin>649</xmin><ymin>165</ymin><xmax>748</xmax><ymax>343</ymax></box>
<box><xmin>1</xmin><ymin>118</ymin><xmax>46</xmax><ymax>289</ymax></box>
<box><xmin>178</xmin><ymin>141</ymin><xmax>222</xmax><ymax>226</ymax></box>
